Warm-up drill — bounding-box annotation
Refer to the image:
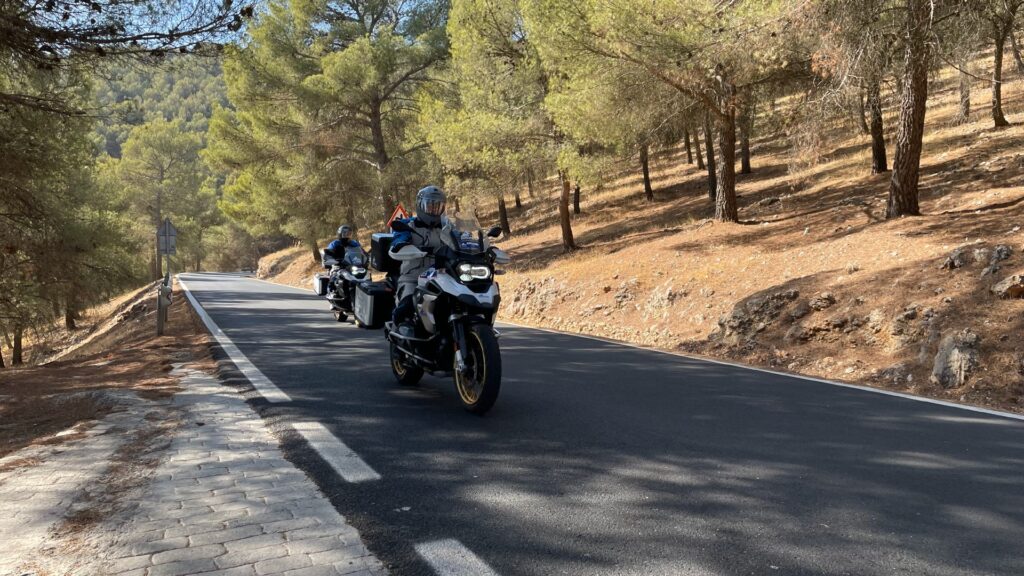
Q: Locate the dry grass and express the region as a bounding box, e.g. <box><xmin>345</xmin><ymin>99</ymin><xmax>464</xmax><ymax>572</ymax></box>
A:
<box><xmin>0</xmin><ymin>281</ymin><xmax>213</xmax><ymax>459</ymax></box>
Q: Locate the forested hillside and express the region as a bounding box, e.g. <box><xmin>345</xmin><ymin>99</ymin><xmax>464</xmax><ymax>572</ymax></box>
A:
<box><xmin>3</xmin><ymin>0</ymin><xmax>1024</xmax><ymax>407</ymax></box>
<box><xmin>94</xmin><ymin>59</ymin><xmax>228</xmax><ymax>157</ymax></box>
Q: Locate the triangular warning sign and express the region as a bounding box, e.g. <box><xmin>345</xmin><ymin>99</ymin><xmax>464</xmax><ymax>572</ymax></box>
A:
<box><xmin>386</xmin><ymin>204</ymin><xmax>410</xmax><ymax>229</ymax></box>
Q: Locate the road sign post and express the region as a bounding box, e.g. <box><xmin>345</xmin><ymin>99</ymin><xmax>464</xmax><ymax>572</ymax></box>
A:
<box><xmin>157</xmin><ymin>218</ymin><xmax>177</xmax><ymax>336</ymax></box>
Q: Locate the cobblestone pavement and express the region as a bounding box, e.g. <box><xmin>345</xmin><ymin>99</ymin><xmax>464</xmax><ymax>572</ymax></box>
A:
<box><xmin>0</xmin><ymin>366</ymin><xmax>388</xmax><ymax>576</ymax></box>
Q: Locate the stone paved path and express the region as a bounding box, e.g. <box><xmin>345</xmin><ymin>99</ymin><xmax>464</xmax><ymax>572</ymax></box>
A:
<box><xmin>102</xmin><ymin>366</ymin><xmax>387</xmax><ymax>576</ymax></box>
<box><xmin>0</xmin><ymin>366</ymin><xmax>387</xmax><ymax>576</ymax></box>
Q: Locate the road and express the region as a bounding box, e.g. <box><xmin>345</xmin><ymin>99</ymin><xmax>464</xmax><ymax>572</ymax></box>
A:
<box><xmin>179</xmin><ymin>272</ymin><xmax>1024</xmax><ymax>576</ymax></box>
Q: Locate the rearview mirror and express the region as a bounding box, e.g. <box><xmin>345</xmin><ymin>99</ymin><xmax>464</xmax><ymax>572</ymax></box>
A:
<box><xmin>487</xmin><ymin>226</ymin><xmax>502</xmax><ymax>238</ymax></box>
<box><xmin>390</xmin><ymin>219</ymin><xmax>412</xmax><ymax>232</ymax></box>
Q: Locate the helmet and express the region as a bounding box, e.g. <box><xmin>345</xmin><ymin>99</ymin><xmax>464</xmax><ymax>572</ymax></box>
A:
<box><xmin>415</xmin><ymin>185</ymin><xmax>446</xmax><ymax>226</ymax></box>
<box><xmin>337</xmin><ymin>225</ymin><xmax>352</xmax><ymax>240</ymax></box>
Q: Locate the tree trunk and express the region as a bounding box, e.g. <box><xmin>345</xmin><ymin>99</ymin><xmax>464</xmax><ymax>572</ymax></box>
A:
<box><xmin>65</xmin><ymin>298</ymin><xmax>77</xmax><ymax>331</ymax></box>
<box><xmin>572</xmin><ymin>182</ymin><xmax>581</xmax><ymax>214</ymax></box>
<box><xmin>13</xmin><ymin>325</ymin><xmax>23</xmax><ymax>365</ymax></box>
<box><xmin>195</xmin><ymin>228</ymin><xmax>203</xmax><ymax>272</ymax></box>
<box><xmin>369</xmin><ymin>100</ymin><xmax>397</xmax><ymax>220</ymax></box>
<box><xmin>308</xmin><ymin>238</ymin><xmax>321</xmax><ymax>263</ymax></box>
<box><xmin>0</xmin><ymin>343</ymin><xmax>5</xmax><ymax>368</ymax></box>
<box><xmin>498</xmin><ymin>195</ymin><xmax>512</xmax><ymax>236</ymax></box>
<box><xmin>683</xmin><ymin>129</ymin><xmax>693</xmax><ymax>164</ymax></box>
<box><xmin>514</xmin><ymin>190</ymin><xmax>522</xmax><ymax>209</ymax></box>
<box><xmin>702</xmin><ymin>113</ymin><xmax>717</xmax><ymax>201</ymax></box>
<box><xmin>954</xmin><ymin>64</ymin><xmax>971</xmax><ymax>125</ymax></box>
<box><xmin>558</xmin><ymin>171</ymin><xmax>577</xmax><ymax>251</ymax></box>
<box><xmin>714</xmin><ymin>110</ymin><xmax>739</xmax><ymax>222</ymax></box>
<box><xmin>526</xmin><ymin>170</ymin><xmax>535</xmax><ymax>198</ymax></box>
<box><xmin>640</xmin><ymin>143</ymin><xmax>654</xmax><ymax>201</ymax></box>
<box><xmin>857</xmin><ymin>90</ymin><xmax>870</xmax><ymax>134</ymax></box>
<box><xmin>693</xmin><ymin>126</ymin><xmax>705</xmax><ymax>169</ymax></box>
<box><xmin>1011</xmin><ymin>31</ymin><xmax>1024</xmax><ymax>74</ymax></box>
<box><xmin>346</xmin><ymin>203</ymin><xmax>358</xmax><ymax>235</ymax></box>
<box><xmin>738</xmin><ymin>104</ymin><xmax>752</xmax><ymax>175</ymax></box>
<box><xmin>154</xmin><ymin>186</ymin><xmax>163</xmax><ymax>280</ymax></box>
<box><xmin>993</xmin><ymin>28</ymin><xmax>1011</xmax><ymax>128</ymax></box>
<box><xmin>886</xmin><ymin>0</ymin><xmax>929</xmax><ymax>219</ymax></box>
<box><xmin>868</xmin><ymin>77</ymin><xmax>888</xmax><ymax>173</ymax></box>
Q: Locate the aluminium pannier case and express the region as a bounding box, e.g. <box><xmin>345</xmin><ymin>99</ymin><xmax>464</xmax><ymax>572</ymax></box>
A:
<box><xmin>312</xmin><ymin>274</ymin><xmax>330</xmax><ymax>296</ymax></box>
<box><xmin>354</xmin><ymin>281</ymin><xmax>394</xmax><ymax>328</ymax></box>
<box><xmin>370</xmin><ymin>233</ymin><xmax>401</xmax><ymax>275</ymax></box>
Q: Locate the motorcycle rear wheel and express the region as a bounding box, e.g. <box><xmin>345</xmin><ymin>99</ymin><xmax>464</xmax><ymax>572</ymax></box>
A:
<box><xmin>454</xmin><ymin>325</ymin><xmax>502</xmax><ymax>415</ymax></box>
<box><xmin>390</xmin><ymin>342</ymin><xmax>423</xmax><ymax>386</ymax></box>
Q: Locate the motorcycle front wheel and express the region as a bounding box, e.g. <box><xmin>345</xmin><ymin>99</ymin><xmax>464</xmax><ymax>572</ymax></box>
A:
<box><xmin>390</xmin><ymin>342</ymin><xmax>423</xmax><ymax>386</ymax></box>
<box><xmin>454</xmin><ymin>324</ymin><xmax>502</xmax><ymax>415</ymax></box>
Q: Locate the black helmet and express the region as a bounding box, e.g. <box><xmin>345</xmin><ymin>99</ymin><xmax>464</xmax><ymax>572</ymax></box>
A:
<box><xmin>337</xmin><ymin>225</ymin><xmax>352</xmax><ymax>240</ymax></box>
<box><xmin>416</xmin><ymin>185</ymin><xmax>446</xmax><ymax>226</ymax></box>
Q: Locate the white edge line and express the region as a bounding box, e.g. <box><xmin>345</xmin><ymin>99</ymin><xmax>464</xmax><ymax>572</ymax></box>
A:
<box><xmin>177</xmin><ymin>274</ymin><xmax>292</xmax><ymax>403</ymax></box>
<box><xmin>291</xmin><ymin>421</ymin><xmax>381</xmax><ymax>483</ymax></box>
<box><xmin>231</xmin><ymin>273</ymin><xmax>1024</xmax><ymax>423</ymax></box>
<box><xmin>415</xmin><ymin>539</ymin><xmax>500</xmax><ymax>576</ymax></box>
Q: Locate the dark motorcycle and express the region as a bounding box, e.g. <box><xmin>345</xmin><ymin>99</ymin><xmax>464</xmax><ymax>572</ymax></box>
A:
<box><xmin>323</xmin><ymin>246</ymin><xmax>370</xmax><ymax>322</ymax></box>
<box><xmin>383</xmin><ymin>221</ymin><xmax>509</xmax><ymax>415</ymax></box>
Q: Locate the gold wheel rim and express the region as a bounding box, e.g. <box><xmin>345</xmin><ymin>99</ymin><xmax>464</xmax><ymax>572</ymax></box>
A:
<box><xmin>455</xmin><ymin>331</ymin><xmax>486</xmax><ymax>405</ymax></box>
<box><xmin>392</xmin><ymin>346</ymin><xmax>406</xmax><ymax>376</ymax></box>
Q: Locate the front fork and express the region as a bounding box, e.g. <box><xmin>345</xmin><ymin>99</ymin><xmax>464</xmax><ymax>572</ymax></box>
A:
<box><xmin>451</xmin><ymin>315</ymin><xmax>469</xmax><ymax>374</ymax></box>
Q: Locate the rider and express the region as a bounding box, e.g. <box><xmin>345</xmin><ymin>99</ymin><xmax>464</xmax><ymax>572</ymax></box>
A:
<box><xmin>389</xmin><ymin>186</ymin><xmax>461</xmax><ymax>336</ymax></box>
<box><xmin>324</xmin><ymin>225</ymin><xmax>360</xmax><ymax>297</ymax></box>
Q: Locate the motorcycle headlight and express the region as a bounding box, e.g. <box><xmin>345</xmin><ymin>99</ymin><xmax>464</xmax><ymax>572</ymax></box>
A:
<box><xmin>458</xmin><ymin>263</ymin><xmax>491</xmax><ymax>282</ymax></box>
<box><xmin>351</xmin><ymin>266</ymin><xmax>366</xmax><ymax>275</ymax></box>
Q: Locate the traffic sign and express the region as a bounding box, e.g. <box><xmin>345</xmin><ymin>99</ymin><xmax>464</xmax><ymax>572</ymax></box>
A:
<box><xmin>386</xmin><ymin>204</ymin><xmax>410</xmax><ymax>229</ymax></box>
<box><xmin>158</xmin><ymin>217</ymin><xmax>177</xmax><ymax>255</ymax></box>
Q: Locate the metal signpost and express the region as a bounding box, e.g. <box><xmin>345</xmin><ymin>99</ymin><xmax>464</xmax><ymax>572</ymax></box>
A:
<box><xmin>157</xmin><ymin>218</ymin><xmax>177</xmax><ymax>336</ymax></box>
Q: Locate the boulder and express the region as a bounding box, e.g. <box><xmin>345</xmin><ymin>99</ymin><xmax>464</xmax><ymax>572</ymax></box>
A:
<box><xmin>116</xmin><ymin>301</ymin><xmax>148</xmax><ymax>323</ymax></box>
<box><xmin>715</xmin><ymin>289</ymin><xmax>799</xmax><ymax>344</ymax></box>
<box><xmin>982</xmin><ymin>245</ymin><xmax>1014</xmax><ymax>277</ymax></box>
<box><xmin>940</xmin><ymin>248</ymin><xmax>970</xmax><ymax>270</ymax></box>
<box><xmin>809</xmin><ymin>292</ymin><xmax>836</xmax><ymax>311</ymax></box>
<box><xmin>929</xmin><ymin>329</ymin><xmax>981</xmax><ymax>388</ymax></box>
<box><xmin>991</xmin><ymin>273</ymin><xmax>1024</xmax><ymax>299</ymax></box>
<box><xmin>878</xmin><ymin>363</ymin><xmax>911</xmax><ymax>385</ymax></box>
<box><xmin>784</xmin><ymin>323</ymin><xmax>810</xmax><ymax>342</ymax></box>
<box><xmin>789</xmin><ymin>300</ymin><xmax>812</xmax><ymax>320</ymax></box>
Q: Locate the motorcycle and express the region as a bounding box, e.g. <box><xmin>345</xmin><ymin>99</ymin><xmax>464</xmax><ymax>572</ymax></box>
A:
<box><xmin>383</xmin><ymin>221</ymin><xmax>510</xmax><ymax>415</ymax></box>
<box><xmin>323</xmin><ymin>246</ymin><xmax>371</xmax><ymax>322</ymax></box>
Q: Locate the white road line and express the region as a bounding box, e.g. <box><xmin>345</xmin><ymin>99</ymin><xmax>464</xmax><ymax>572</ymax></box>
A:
<box><xmin>291</xmin><ymin>422</ymin><xmax>381</xmax><ymax>483</ymax></box>
<box><xmin>415</xmin><ymin>539</ymin><xmax>499</xmax><ymax>576</ymax></box>
<box><xmin>177</xmin><ymin>275</ymin><xmax>292</xmax><ymax>403</ymax></box>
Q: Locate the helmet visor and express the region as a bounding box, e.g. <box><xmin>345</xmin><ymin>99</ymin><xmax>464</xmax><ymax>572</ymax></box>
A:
<box><xmin>422</xmin><ymin>199</ymin><xmax>446</xmax><ymax>217</ymax></box>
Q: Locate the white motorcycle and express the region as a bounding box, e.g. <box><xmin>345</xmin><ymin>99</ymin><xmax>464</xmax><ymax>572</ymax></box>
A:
<box><xmin>383</xmin><ymin>221</ymin><xmax>510</xmax><ymax>415</ymax></box>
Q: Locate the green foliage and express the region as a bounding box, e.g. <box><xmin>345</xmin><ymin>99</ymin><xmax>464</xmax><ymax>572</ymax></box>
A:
<box><xmin>1</xmin><ymin>63</ymin><xmax>141</xmax><ymax>343</ymax></box>
<box><xmin>420</xmin><ymin>0</ymin><xmax>555</xmax><ymax>208</ymax></box>
<box><xmin>207</xmin><ymin>0</ymin><xmax>448</xmax><ymax>248</ymax></box>
<box><xmin>93</xmin><ymin>58</ymin><xmax>229</xmax><ymax>157</ymax></box>
<box><xmin>98</xmin><ymin>118</ymin><xmax>223</xmax><ymax>274</ymax></box>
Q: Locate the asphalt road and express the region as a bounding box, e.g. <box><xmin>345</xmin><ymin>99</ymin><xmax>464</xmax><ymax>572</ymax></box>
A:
<box><xmin>180</xmin><ymin>272</ymin><xmax>1024</xmax><ymax>576</ymax></box>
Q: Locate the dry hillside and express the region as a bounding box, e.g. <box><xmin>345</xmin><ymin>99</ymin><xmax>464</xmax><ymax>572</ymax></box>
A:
<box><xmin>0</xmin><ymin>282</ymin><xmax>212</xmax><ymax>458</ymax></box>
<box><xmin>259</xmin><ymin>63</ymin><xmax>1024</xmax><ymax>414</ymax></box>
